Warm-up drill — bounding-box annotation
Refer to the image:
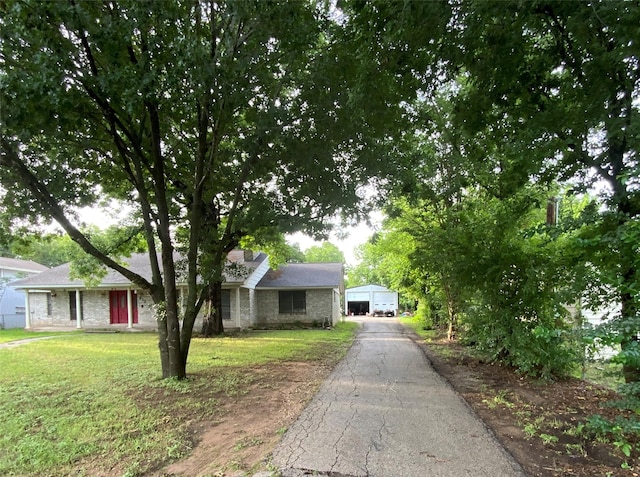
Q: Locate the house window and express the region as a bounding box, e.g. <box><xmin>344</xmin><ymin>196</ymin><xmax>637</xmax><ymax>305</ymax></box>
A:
<box><xmin>69</xmin><ymin>291</ymin><xmax>83</xmax><ymax>321</ymax></box>
<box><xmin>221</xmin><ymin>290</ymin><xmax>231</xmax><ymax>320</ymax></box>
<box><xmin>279</xmin><ymin>291</ymin><xmax>306</xmax><ymax>314</ymax></box>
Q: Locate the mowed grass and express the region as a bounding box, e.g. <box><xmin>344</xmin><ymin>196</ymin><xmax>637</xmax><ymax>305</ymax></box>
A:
<box><xmin>0</xmin><ymin>329</ymin><xmax>75</xmax><ymax>344</ymax></box>
<box><xmin>0</xmin><ymin>322</ymin><xmax>358</xmax><ymax>477</ymax></box>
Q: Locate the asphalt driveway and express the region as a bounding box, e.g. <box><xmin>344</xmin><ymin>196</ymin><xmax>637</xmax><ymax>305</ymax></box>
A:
<box><xmin>269</xmin><ymin>317</ymin><xmax>526</xmax><ymax>477</ymax></box>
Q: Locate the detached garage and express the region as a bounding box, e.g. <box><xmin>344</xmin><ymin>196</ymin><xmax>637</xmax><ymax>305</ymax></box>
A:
<box><xmin>345</xmin><ymin>284</ymin><xmax>398</xmax><ymax>317</ymax></box>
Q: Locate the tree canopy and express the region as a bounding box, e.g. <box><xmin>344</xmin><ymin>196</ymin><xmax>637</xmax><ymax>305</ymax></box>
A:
<box><xmin>303</xmin><ymin>242</ymin><xmax>345</xmax><ymax>263</ymax></box>
<box><xmin>0</xmin><ymin>0</ymin><xmax>405</xmax><ymax>378</ymax></box>
<box><xmin>448</xmin><ymin>0</ymin><xmax>640</xmax><ymax>383</ymax></box>
<box><xmin>341</xmin><ymin>0</ymin><xmax>640</xmax><ymax>387</ymax></box>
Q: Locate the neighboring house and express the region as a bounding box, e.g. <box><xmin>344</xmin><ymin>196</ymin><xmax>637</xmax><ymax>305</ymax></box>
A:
<box><xmin>345</xmin><ymin>284</ymin><xmax>398</xmax><ymax>317</ymax></box>
<box><xmin>0</xmin><ymin>257</ymin><xmax>49</xmax><ymax>279</ymax></box>
<box><xmin>0</xmin><ymin>283</ymin><xmax>29</xmax><ymax>329</ymax></box>
<box><xmin>566</xmin><ymin>301</ymin><xmax>622</xmax><ymax>361</ymax></box>
<box><xmin>0</xmin><ymin>257</ymin><xmax>49</xmax><ymax>329</ymax></box>
<box><xmin>12</xmin><ymin>250</ymin><xmax>344</xmax><ymax>331</ymax></box>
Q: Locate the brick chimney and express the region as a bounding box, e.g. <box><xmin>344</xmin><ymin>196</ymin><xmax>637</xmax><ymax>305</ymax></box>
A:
<box><xmin>243</xmin><ymin>249</ymin><xmax>254</xmax><ymax>262</ymax></box>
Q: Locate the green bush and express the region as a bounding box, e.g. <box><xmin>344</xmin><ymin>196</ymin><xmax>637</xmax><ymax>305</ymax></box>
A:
<box><xmin>466</xmin><ymin>303</ymin><xmax>580</xmax><ymax>379</ymax></box>
<box><xmin>414</xmin><ymin>300</ymin><xmax>437</xmax><ymax>330</ymax></box>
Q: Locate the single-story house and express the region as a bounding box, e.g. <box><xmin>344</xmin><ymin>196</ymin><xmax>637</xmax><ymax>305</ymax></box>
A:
<box><xmin>12</xmin><ymin>250</ymin><xmax>344</xmax><ymax>331</ymax></box>
<box><xmin>0</xmin><ymin>257</ymin><xmax>49</xmax><ymax>329</ymax></box>
<box><xmin>345</xmin><ymin>284</ymin><xmax>398</xmax><ymax>317</ymax></box>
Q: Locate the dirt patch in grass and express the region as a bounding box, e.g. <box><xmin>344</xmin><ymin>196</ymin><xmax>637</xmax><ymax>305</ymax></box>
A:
<box><xmin>418</xmin><ymin>339</ymin><xmax>638</xmax><ymax>477</ymax></box>
<box><xmin>149</xmin><ymin>361</ymin><xmax>332</xmax><ymax>477</ymax></box>
<box><xmin>90</xmin><ymin>335</ymin><xmax>637</xmax><ymax>477</ymax></box>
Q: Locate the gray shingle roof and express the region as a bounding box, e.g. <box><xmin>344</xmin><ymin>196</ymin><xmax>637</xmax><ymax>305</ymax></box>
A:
<box><xmin>256</xmin><ymin>262</ymin><xmax>343</xmax><ymax>289</ymax></box>
<box><xmin>0</xmin><ymin>257</ymin><xmax>49</xmax><ymax>274</ymax></box>
<box><xmin>12</xmin><ymin>253</ymin><xmax>152</xmax><ymax>288</ymax></box>
<box><xmin>12</xmin><ymin>251</ymin><xmax>268</xmax><ymax>289</ymax></box>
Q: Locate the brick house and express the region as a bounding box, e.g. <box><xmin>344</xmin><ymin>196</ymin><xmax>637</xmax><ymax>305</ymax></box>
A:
<box><xmin>12</xmin><ymin>251</ymin><xmax>344</xmax><ymax>330</ymax></box>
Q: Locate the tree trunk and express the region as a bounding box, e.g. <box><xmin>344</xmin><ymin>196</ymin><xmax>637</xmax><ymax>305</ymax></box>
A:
<box><xmin>154</xmin><ymin>278</ymin><xmax>186</xmax><ymax>379</ymax></box>
<box><xmin>620</xmin><ymin>338</ymin><xmax>639</xmax><ymax>384</ymax></box>
<box><xmin>446</xmin><ymin>301</ymin><xmax>456</xmax><ymax>341</ymax></box>
<box><xmin>603</xmin><ymin>78</ymin><xmax>638</xmax><ymax>384</ymax></box>
<box><xmin>615</xmin><ymin>196</ymin><xmax>639</xmax><ymax>384</ymax></box>
<box><xmin>162</xmin><ymin>249</ymin><xmax>185</xmax><ymax>379</ymax></box>
<box><xmin>155</xmin><ymin>298</ymin><xmax>171</xmax><ymax>379</ymax></box>
<box><xmin>443</xmin><ymin>282</ymin><xmax>457</xmax><ymax>340</ymax></box>
<box><xmin>620</xmin><ymin>258</ymin><xmax>639</xmax><ymax>384</ymax></box>
<box><xmin>201</xmin><ymin>280</ymin><xmax>224</xmax><ymax>337</ymax></box>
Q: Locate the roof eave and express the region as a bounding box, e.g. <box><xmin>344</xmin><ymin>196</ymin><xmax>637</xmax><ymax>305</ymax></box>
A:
<box><xmin>254</xmin><ymin>285</ymin><xmax>340</xmax><ymax>290</ymax></box>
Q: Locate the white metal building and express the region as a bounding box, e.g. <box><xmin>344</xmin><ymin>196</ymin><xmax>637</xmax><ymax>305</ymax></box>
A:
<box><xmin>345</xmin><ymin>284</ymin><xmax>398</xmax><ymax>317</ymax></box>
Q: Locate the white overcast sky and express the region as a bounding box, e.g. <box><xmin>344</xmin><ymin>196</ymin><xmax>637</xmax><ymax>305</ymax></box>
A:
<box><xmin>288</xmin><ymin>213</ymin><xmax>381</xmax><ymax>266</ymax></box>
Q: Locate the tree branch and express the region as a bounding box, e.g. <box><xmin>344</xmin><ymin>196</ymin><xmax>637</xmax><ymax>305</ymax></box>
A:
<box><xmin>0</xmin><ymin>137</ymin><xmax>155</xmax><ymax>292</ymax></box>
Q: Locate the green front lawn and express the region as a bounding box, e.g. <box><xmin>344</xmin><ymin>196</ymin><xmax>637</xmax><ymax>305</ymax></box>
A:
<box><xmin>0</xmin><ymin>329</ymin><xmax>74</xmax><ymax>344</ymax></box>
<box><xmin>0</xmin><ymin>322</ymin><xmax>358</xmax><ymax>476</ymax></box>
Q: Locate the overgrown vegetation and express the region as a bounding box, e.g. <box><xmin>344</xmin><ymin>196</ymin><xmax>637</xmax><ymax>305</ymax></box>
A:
<box><xmin>341</xmin><ymin>2</ymin><xmax>640</xmax><ymax>460</ymax></box>
<box><xmin>0</xmin><ymin>323</ymin><xmax>357</xmax><ymax>476</ymax></box>
<box><xmin>403</xmin><ymin>316</ymin><xmax>640</xmax><ymax>468</ymax></box>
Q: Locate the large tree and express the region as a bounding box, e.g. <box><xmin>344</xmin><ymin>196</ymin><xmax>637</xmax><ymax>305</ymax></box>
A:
<box><xmin>304</xmin><ymin>242</ymin><xmax>345</xmax><ymax>263</ymax></box>
<box><xmin>445</xmin><ymin>0</ymin><xmax>640</xmax><ymax>382</ymax></box>
<box><xmin>0</xmin><ymin>1</ymin><xmax>401</xmax><ymax>379</ymax></box>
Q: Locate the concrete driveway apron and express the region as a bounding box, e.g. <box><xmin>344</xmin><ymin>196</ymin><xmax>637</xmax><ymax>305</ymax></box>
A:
<box><xmin>271</xmin><ymin>317</ymin><xmax>526</xmax><ymax>477</ymax></box>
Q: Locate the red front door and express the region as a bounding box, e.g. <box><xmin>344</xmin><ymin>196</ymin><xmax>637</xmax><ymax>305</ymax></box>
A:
<box><xmin>109</xmin><ymin>291</ymin><xmax>138</xmax><ymax>324</ymax></box>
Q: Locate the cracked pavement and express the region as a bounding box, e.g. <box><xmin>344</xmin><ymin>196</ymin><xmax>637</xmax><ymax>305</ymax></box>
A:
<box><xmin>269</xmin><ymin>317</ymin><xmax>526</xmax><ymax>477</ymax></box>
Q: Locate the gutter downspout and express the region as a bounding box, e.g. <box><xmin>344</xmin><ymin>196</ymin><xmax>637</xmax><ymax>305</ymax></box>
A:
<box><xmin>236</xmin><ymin>287</ymin><xmax>241</xmax><ymax>328</ymax></box>
<box><xmin>24</xmin><ymin>289</ymin><xmax>31</xmax><ymax>329</ymax></box>
<box><xmin>127</xmin><ymin>289</ymin><xmax>133</xmax><ymax>329</ymax></box>
<box><xmin>76</xmin><ymin>290</ymin><xmax>82</xmax><ymax>329</ymax></box>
